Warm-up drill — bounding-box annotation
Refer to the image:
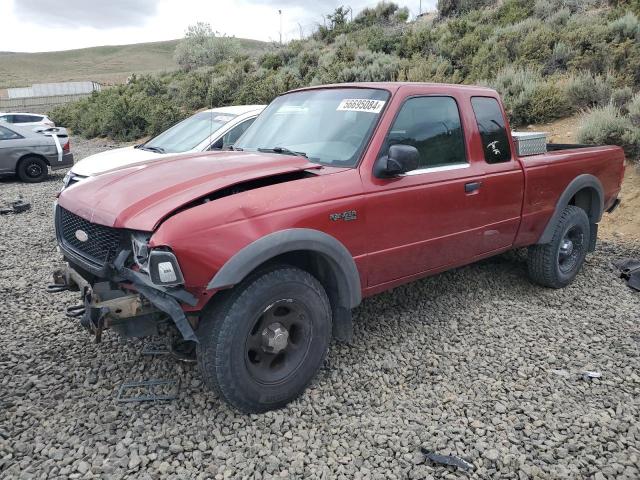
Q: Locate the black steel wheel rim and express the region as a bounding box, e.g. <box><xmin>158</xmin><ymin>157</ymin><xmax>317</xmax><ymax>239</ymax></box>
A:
<box><xmin>26</xmin><ymin>162</ymin><xmax>43</xmax><ymax>178</ymax></box>
<box><xmin>244</xmin><ymin>299</ymin><xmax>313</xmax><ymax>385</ymax></box>
<box><xmin>558</xmin><ymin>225</ymin><xmax>584</xmax><ymax>274</ymax></box>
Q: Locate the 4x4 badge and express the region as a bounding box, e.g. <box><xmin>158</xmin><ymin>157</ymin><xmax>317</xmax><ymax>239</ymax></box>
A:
<box><xmin>329</xmin><ymin>210</ymin><xmax>357</xmax><ymax>222</ymax></box>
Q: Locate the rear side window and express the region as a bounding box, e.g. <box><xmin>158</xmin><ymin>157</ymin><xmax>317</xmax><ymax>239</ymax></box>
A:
<box><xmin>0</xmin><ymin>126</ymin><xmax>21</xmax><ymax>140</ymax></box>
<box><xmin>471</xmin><ymin>97</ymin><xmax>512</xmax><ymax>164</ymax></box>
<box><xmin>15</xmin><ymin>114</ymin><xmax>41</xmax><ymax>123</ymax></box>
<box><xmin>384</xmin><ymin>96</ymin><xmax>467</xmax><ymax>170</ymax></box>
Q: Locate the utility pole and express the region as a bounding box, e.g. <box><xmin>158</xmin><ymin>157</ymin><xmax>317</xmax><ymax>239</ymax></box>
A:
<box><xmin>419</xmin><ymin>0</ymin><xmax>422</xmax><ymax>15</ymax></box>
<box><xmin>279</xmin><ymin>10</ymin><xmax>282</xmax><ymax>45</ymax></box>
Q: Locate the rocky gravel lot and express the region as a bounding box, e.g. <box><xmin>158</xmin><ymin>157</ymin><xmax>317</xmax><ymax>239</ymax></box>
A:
<box><xmin>1</xmin><ymin>137</ymin><xmax>639</xmax><ymax>479</ymax></box>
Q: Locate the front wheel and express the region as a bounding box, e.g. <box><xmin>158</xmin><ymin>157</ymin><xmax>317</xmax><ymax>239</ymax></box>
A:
<box><xmin>197</xmin><ymin>266</ymin><xmax>332</xmax><ymax>413</ymax></box>
<box><xmin>528</xmin><ymin>205</ymin><xmax>591</xmax><ymax>288</ymax></box>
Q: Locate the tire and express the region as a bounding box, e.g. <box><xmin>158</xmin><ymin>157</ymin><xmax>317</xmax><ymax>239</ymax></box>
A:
<box><xmin>528</xmin><ymin>205</ymin><xmax>591</xmax><ymax>288</ymax></box>
<box><xmin>197</xmin><ymin>266</ymin><xmax>332</xmax><ymax>413</ymax></box>
<box><xmin>17</xmin><ymin>156</ymin><xmax>49</xmax><ymax>183</ymax></box>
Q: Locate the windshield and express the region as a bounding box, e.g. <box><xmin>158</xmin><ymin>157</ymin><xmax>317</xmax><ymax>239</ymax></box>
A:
<box><xmin>143</xmin><ymin>111</ymin><xmax>237</xmax><ymax>153</ymax></box>
<box><xmin>235</xmin><ymin>88</ymin><xmax>390</xmax><ymax>167</ymax></box>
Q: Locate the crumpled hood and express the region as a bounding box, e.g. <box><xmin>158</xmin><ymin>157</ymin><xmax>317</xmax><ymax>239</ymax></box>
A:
<box><xmin>58</xmin><ymin>151</ymin><xmax>321</xmax><ymax>231</ymax></box>
<box><xmin>71</xmin><ymin>146</ymin><xmax>169</xmax><ymax>176</ymax></box>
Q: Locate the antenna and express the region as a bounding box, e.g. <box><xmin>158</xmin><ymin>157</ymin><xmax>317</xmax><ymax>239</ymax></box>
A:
<box><xmin>279</xmin><ymin>10</ymin><xmax>283</xmax><ymax>45</ymax></box>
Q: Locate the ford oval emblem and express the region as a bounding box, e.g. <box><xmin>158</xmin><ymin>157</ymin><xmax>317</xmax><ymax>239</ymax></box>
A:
<box><xmin>75</xmin><ymin>230</ymin><xmax>89</xmax><ymax>242</ymax></box>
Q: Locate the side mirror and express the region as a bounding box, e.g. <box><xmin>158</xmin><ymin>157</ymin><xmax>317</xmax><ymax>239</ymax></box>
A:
<box><xmin>373</xmin><ymin>144</ymin><xmax>420</xmax><ymax>178</ymax></box>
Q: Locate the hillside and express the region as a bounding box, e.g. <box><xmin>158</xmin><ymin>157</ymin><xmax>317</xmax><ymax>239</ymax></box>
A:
<box><xmin>0</xmin><ymin>38</ymin><xmax>267</xmax><ymax>88</ymax></box>
<box><xmin>48</xmin><ymin>0</ymin><xmax>640</xmax><ymax>158</ymax></box>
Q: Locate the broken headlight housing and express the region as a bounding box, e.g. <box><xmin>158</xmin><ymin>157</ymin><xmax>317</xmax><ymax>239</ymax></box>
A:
<box><xmin>131</xmin><ymin>232</ymin><xmax>151</xmax><ymax>272</ymax></box>
<box><xmin>131</xmin><ymin>232</ymin><xmax>184</xmax><ymax>287</ymax></box>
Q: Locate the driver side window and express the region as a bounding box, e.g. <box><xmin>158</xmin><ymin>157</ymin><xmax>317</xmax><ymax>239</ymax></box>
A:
<box><xmin>384</xmin><ymin>96</ymin><xmax>467</xmax><ymax>171</ymax></box>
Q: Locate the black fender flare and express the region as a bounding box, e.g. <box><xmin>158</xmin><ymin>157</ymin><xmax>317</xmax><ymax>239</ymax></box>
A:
<box><xmin>537</xmin><ymin>174</ymin><xmax>604</xmax><ymax>244</ymax></box>
<box><xmin>207</xmin><ymin>228</ymin><xmax>362</xmax><ymax>310</ymax></box>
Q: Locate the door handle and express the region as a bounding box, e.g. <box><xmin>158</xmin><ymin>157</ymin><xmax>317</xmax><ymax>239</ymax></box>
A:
<box><xmin>465</xmin><ymin>181</ymin><xmax>482</xmax><ymax>193</ymax></box>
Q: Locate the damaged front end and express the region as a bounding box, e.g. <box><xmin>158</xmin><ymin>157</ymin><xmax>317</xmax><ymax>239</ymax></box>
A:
<box><xmin>49</xmin><ymin>205</ymin><xmax>199</xmax><ymax>344</ymax></box>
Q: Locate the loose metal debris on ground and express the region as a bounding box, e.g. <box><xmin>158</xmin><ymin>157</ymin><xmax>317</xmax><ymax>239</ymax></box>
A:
<box><xmin>614</xmin><ymin>258</ymin><xmax>640</xmax><ymax>291</ymax></box>
<box><xmin>116</xmin><ymin>379</ymin><xmax>180</xmax><ymax>403</ymax></box>
<box><xmin>0</xmin><ymin>198</ymin><xmax>30</xmax><ymax>215</ymax></box>
<box><xmin>420</xmin><ymin>447</ymin><xmax>474</xmax><ymax>471</ymax></box>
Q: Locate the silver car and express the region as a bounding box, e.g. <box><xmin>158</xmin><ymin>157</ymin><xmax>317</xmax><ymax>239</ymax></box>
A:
<box><xmin>0</xmin><ymin>122</ymin><xmax>73</xmax><ymax>182</ymax></box>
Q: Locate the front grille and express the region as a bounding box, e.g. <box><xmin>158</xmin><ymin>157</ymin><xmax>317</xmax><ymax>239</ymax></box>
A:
<box><xmin>57</xmin><ymin>207</ymin><xmax>123</xmax><ymax>265</ymax></box>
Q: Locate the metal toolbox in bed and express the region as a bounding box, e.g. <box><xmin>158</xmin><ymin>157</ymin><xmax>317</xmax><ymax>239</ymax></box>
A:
<box><xmin>511</xmin><ymin>132</ymin><xmax>548</xmax><ymax>156</ymax></box>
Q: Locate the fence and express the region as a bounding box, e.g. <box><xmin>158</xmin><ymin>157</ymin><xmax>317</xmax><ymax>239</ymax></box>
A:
<box><xmin>0</xmin><ymin>93</ymin><xmax>92</xmax><ymax>114</ymax></box>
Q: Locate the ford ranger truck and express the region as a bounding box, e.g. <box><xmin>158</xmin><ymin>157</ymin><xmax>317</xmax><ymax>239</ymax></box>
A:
<box><xmin>50</xmin><ymin>83</ymin><xmax>624</xmax><ymax>413</ymax></box>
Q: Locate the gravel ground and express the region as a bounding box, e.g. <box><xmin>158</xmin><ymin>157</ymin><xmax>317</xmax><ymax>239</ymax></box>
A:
<box><xmin>1</xmin><ymin>138</ymin><xmax>639</xmax><ymax>479</ymax></box>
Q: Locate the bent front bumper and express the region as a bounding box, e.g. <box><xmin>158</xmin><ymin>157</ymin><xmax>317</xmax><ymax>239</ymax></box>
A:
<box><xmin>50</xmin><ymin>251</ymin><xmax>199</xmax><ymax>343</ymax></box>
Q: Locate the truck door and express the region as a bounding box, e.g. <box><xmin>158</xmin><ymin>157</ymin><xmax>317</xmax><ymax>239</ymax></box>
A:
<box><xmin>362</xmin><ymin>94</ymin><xmax>489</xmax><ymax>287</ymax></box>
<box><xmin>467</xmin><ymin>96</ymin><xmax>524</xmax><ymax>256</ymax></box>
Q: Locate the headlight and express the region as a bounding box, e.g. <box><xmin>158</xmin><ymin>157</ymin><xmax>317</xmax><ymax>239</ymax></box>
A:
<box><xmin>131</xmin><ymin>232</ymin><xmax>151</xmax><ymax>271</ymax></box>
<box><xmin>148</xmin><ymin>250</ymin><xmax>185</xmax><ymax>287</ymax></box>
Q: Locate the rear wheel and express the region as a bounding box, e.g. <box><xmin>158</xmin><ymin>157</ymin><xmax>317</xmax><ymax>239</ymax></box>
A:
<box><xmin>17</xmin><ymin>156</ymin><xmax>48</xmax><ymax>183</ymax></box>
<box><xmin>528</xmin><ymin>205</ymin><xmax>590</xmax><ymax>288</ymax></box>
<box><xmin>197</xmin><ymin>266</ymin><xmax>332</xmax><ymax>413</ymax></box>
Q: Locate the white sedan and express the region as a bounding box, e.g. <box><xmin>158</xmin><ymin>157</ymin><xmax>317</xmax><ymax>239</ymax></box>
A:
<box><xmin>62</xmin><ymin>104</ymin><xmax>265</xmax><ymax>189</ymax></box>
<box><xmin>0</xmin><ymin>112</ymin><xmax>56</xmax><ymax>129</ymax></box>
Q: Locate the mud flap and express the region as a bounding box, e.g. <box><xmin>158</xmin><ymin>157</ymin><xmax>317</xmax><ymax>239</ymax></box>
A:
<box><xmin>588</xmin><ymin>223</ymin><xmax>598</xmax><ymax>252</ymax></box>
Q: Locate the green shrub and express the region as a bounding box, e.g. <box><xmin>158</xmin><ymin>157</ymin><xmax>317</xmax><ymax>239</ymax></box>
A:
<box><xmin>609</xmin><ymin>11</ymin><xmax>640</xmax><ymax>39</ymax></box>
<box><xmin>611</xmin><ymin>86</ymin><xmax>634</xmax><ymax>111</ymax></box>
<box><xmin>629</xmin><ymin>93</ymin><xmax>640</xmax><ymax>126</ymax></box>
<box><xmin>488</xmin><ymin>67</ymin><xmax>570</xmax><ymax>125</ymax></box>
<box><xmin>511</xmin><ymin>82</ymin><xmax>570</xmax><ymax>125</ymax></box>
<box><xmin>544</xmin><ymin>42</ymin><xmax>575</xmax><ymax>73</ymax></box>
<box><xmin>437</xmin><ymin>0</ymin><xmax>497</xmax><ymax>17</ymax></box>
<box><xmin>174</xmin><ymin>23</ymin><xmax>239</xmax><ymax>71</ymax></box>
<box><xmin>397</xmin><ymin>54</ymin><xmax>458</xmax><ymax>83</ymax></box>
<box><xmin>564</xmin><ymin>72</ymin><xmax>612</xmax><ymax>110</ymax></box>
<box><xmin>355</xmin><ymin>2</ymin><xmax>409</xmax><ymax>25</ymax></box>
<box><xmin>495</xmin><ymin>0</ymin><xmax>535</xmax><ymax>25</ymax></box>
<box><xmin>577</xmin><ymin>104</ymin><xmax>638</xmax><ymax>157</ymax></box>
<box><xmin>534</xmin><ymin>0</ymin><xmax>581</xmax><ymax>19</ymax></box>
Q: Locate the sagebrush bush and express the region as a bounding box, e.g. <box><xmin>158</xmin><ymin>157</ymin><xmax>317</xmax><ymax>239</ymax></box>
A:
<box><xmin>577</xmin><ymin>105</ymin><xmax>638</xmax><ymax>157</ymax></box>
<box><xmin>564</xmin><ymin>72</ymin><xmax>612</xmax><ymax>110</ymax></box>
<box><xmin>487</xmin><ymin>67</ymin><xmax>569</xmax><ymax>125</ymax></box>
<box><xmin>174</xmin><ymin>23</ymin><xmax>239</xmax><ymax>71</ymax></box>
<box><xmin>397</xmin><ymin>54</ymin><xmax>459</xmax><ymax>83</ymax></box>
<box><xmin>629</xmin><ymin>93</ymin><xmax>640</xmax><ymax>126</ymax></box>
<box><xmin>611</xmin><ymin>86</ymin><xmax>634</xmax><ymax>111</ymax></box>
<box><xmin>609</xmin><ymin>12</ymin><xmax>640</xmax><ymax>39</ymax></box>
<box><xmin>437</xmin><ymin>0</ymin><xmax>497</xmax><ymax>17</ymax></box>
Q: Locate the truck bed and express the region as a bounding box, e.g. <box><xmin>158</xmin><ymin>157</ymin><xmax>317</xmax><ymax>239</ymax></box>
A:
<box><xmin>514</xmin><ymin>144</ymin><xmax>626</xmax><ymax>247</ymax></box>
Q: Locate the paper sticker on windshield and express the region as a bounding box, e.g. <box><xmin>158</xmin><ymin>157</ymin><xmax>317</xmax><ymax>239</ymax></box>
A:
<box><xmin>336</xmin><ymin>99</ymin><xmax>385</xmax><ymax>114</ymax></box>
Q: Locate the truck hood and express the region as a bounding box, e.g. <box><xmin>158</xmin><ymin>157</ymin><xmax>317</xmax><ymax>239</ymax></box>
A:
<box><xmin>71</xmin><ymin>146</ymin><xmax>177</xmax><ymax>176</ymax></box>
<box><xmin>58</xmin><ymin>151</ymin><xmax>323</xmax><ymax>231</ymax></box>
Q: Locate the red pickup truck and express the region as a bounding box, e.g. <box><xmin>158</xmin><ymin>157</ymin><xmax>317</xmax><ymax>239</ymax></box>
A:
<box><xmin>51</xmin><ymin>83</ymin><xmax>624</xmax><ymax>412</ymax></box>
